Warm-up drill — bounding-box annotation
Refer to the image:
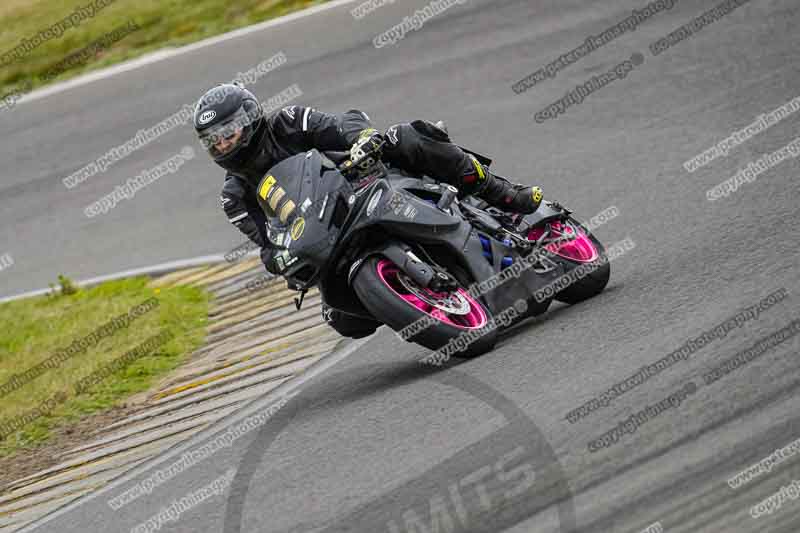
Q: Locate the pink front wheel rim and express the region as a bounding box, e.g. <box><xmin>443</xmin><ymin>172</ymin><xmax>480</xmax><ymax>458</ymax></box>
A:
<box><xmin>375</xmin><ymin>259</ymin><xmax>488</xmax><ymax>330</ymax></box>
<box><xmin>527</xmin><ymin>222</ymin><xmax>599</xmax><ymax>263</ymax></box>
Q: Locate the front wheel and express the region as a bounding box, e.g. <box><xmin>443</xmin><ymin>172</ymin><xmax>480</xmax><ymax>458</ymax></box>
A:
<box><xmin>352</xmin><ymin>257</ymin><xmax>497</xmax><ymax>359</ymax></box>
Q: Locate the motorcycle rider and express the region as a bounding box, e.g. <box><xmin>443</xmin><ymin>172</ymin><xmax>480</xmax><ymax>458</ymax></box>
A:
<box><xmin>193</xmin><ymin>83</ymin><xmax>544</xmax><ymax>338</ymax></box>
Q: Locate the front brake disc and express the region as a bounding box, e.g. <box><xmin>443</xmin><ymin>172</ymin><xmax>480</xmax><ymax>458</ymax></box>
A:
<box><xmin>397</xmin><ymin>273</ymin><xmax>472</xmax><ymax>315</ymax></box>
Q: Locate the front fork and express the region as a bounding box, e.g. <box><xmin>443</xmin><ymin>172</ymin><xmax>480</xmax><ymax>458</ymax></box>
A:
<box><xmin>347</xmin><ymin>240</ymin><xmax>455</xmax><ymax>291</ymax></box>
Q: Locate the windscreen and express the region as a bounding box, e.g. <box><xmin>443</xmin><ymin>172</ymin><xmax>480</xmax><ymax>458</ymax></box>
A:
<box><xmin>256</xmin><ymin>150</ymin><xmax>354</xmax><ymax>272</ymax></box>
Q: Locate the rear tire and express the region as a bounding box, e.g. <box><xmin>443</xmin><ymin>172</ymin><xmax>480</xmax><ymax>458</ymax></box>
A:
<box><xmin>554</xmin><ymin>231</ymin><xmax>610</xmax><ymax>304</ymax></box>
<box><xmin>352</xmin><ymin>256</ymin><xmax>497</xmax><ymax>359</ymax></box>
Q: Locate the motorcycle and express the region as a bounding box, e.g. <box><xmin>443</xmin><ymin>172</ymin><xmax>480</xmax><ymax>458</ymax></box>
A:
<box><xmin>256</xmin><ymin>140</ymin><xmax>610</xmax><ymax>358</ymax></box>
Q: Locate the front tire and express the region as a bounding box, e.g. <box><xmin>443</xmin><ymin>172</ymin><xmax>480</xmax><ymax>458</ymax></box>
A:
<box><xmin>352</xmin><ymin>257</ymin><xmax>497</xmax><ymax>359</ymax></box>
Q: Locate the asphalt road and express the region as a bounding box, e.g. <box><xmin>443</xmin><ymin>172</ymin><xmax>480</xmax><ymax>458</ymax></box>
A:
<box><xmin>5</xmin><ymin>0</ymin><xmax>800</xmax><ymax>531</ymax></box>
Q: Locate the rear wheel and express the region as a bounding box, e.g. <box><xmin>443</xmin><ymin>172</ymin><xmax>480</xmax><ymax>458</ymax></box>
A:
<box><xmin>526</xmin><ymin>219</ymin><xmax>610</xmax><ymax>304</ymax></box>
<box><xmin>352</xmin><ymin>257</ymin><xmax>497</xmax><ymax>358</ymax></box>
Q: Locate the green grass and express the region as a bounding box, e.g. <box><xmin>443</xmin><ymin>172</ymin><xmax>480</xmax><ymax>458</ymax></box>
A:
<box><xmin>0</xmin><ymin>0</ymin><xmax>330</xmax><ymax>96</ymax></box>
<box><xmin>0</xmin><ymin>276</ymin><xmax>209</xmax><ymax>457</ymax></box>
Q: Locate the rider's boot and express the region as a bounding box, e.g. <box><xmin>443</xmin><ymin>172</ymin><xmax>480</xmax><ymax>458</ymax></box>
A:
<box><xmin>463</xmin><ymin>156</ymin><xmax>543</xmax><ymax>214</ymax></box>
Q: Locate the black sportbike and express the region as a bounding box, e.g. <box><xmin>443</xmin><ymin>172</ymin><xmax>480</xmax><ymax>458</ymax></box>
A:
<box><xmin>256</xmin><ymin>142</ymin><xmax>610</xmax><ymax>358</ymax></box>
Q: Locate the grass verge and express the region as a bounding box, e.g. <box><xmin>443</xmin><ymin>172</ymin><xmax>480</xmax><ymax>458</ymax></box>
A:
<box><xmin>0</xmin><ymin>276</ymin><xmax>209</xmax><ymax>457</ymax></box>
<box><xmin>0</xmin><ymin>0</ymin><xmax>331</xmax><ymax>96</ymax></box>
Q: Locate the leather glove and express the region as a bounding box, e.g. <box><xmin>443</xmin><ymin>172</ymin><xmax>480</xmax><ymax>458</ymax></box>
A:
<box><xmin>260</xmin><ymin>223</ymin><xmax>290</xmax><ymax>275</ymax></box>
<box><xmin>260</xmin><ymin>247</ymin><xmax>282</xmax><ymax>275</ymax></box>
<box><xmin>350</xmin><ymin>128</ymin><xmax>384</xmax><ymax>163</ymax></box>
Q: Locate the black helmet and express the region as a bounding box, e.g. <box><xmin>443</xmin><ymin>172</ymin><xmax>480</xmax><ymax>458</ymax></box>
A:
<box><xmin>193</xmin><ymin>83</ymin><xmax>264</xmax><ymax>164</ymax></box>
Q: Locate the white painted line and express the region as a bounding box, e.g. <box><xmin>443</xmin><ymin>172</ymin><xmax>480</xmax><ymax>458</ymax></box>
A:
<box><xmin>16</xmin><ymin>334</ymin><xmax>371</xmax><ymax>532</ymax></box>
<box><xmin>18</xmin><ymin>0</ymin><xmax>360</xmax><ymax>105</ymax></box>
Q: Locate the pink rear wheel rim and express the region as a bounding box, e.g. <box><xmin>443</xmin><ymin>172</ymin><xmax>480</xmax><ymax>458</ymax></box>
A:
<box><xmin>527</xmin><ymin>221</ymin><xmax>599</xmax><ymax>263</ymax></box>
<box><xmin>375</xmin><ymin>259</ymin><xmax>488</xmax><ymax>330</ymax></box>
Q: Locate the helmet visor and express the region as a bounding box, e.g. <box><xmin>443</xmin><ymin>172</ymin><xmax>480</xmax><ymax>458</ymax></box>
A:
<box><xmin>197</xmin><ymin>106</ymin><xmax>260</xmax><ymax>159</ymax></box>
